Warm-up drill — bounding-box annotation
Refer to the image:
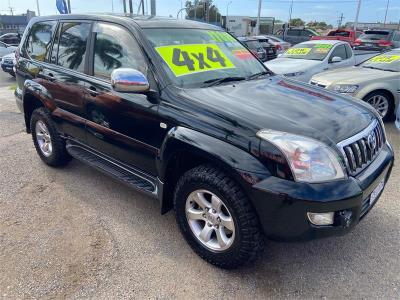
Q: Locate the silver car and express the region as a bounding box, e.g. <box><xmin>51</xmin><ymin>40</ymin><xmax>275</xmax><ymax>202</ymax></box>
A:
<box><xmin>0</xmin><ymin>41</ymin><xmax>16</xmax><ymax>61</ymax></box>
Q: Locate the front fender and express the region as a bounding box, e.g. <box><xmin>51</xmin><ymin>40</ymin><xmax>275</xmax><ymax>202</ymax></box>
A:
<box><xmin>157</xmin><ymin>126</ymin><xmax>270</xmax><ymax>184</ymax></box>
<box><xmin>23</xmin><ymin>79</ymin><xmax>56</xmax><ymax>111</ymax></box>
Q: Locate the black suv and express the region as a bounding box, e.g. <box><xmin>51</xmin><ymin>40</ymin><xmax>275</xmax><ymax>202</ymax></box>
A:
<box><xmin>15</xmin><ymin>15</ymin><xmax>394</xmax><ymax>269</ymax></box>
<box><xmin>354</xmin><ymin>29</ymin><xmax>400</xmax><ymax>51</ymax></box>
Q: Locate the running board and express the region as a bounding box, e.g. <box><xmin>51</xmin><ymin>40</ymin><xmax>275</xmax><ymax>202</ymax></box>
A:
<box><xmin>66</xmin><ymin>141</ymin><xmax>158</xmax><ymax>197</ymax></box>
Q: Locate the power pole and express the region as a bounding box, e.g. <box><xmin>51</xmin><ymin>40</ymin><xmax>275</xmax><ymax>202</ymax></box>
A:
<box><xmin>288</xmin><ymin>0</ymin><xmax>294</xmax><ymax>26</ymax></box>
<box><xmin>123</xmin><ymin>0</ymin><xmax>126</xmax><ymax>13</ymax></box>
<box><xmin>256</xmin><ymin>0</ymin><xmax>262</xmax><ymax>35</ymax></box>
<box><xmin>353</xmin><ymin>0</ymin><xmax>361</xmax><ymax>33</ymax></box>
<box><xmin>338</xmin><ymin>13</ymin><xmax>344</xmax><ymax>28</ymax></box>
<box><xmin>36</xmin><ymin>0</ymin><xmax>40</xmax><ymax>16</ymax></box>
<box><xmin>67</xmin><ymin>0</ymin><xmax>71</xmax><ymax>13</ymax></box>
<box><xmin>383</xmin><ymin>0</ymin><xmax>389</xmax><ymax>26</ymax></box>
<box><xmin>129</xmin><ymin>0</ymin><xmax>133</xmax><ymax>13</ymax></box>
<box><xmin>150</xmin><ymin>0</ymin><xmax>156</xmax><ymax>16</ymax></box>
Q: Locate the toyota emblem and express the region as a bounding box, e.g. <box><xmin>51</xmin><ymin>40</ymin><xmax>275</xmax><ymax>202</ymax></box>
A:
<box><xmin>367</xmin><ymin>132</ymin><xmax>377</xmax><ymax>150</ymax></box>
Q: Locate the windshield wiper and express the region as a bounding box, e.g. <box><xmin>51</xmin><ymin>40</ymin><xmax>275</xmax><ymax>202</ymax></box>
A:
<box><xmin>247</xmin><ymin>71</ymin><xmax>271</xmax><ymax>80</ymax></box>
<box><xmin>202</xmin><ymin>76</ymin><xmax>246</xmax><ymax>87</ymax></box>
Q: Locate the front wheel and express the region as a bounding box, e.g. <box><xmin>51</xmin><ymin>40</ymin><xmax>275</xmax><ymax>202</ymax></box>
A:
<box><xmin>174</xmin><ymin>165</ymin><xmax>263</xmax><ymax>269</ymax></box>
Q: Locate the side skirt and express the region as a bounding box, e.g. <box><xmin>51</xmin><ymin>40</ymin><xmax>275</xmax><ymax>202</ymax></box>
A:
<box><xmin>66</xmin><ymin>140</ymin><xmax>159</xmax><ymax>198</ymax></box>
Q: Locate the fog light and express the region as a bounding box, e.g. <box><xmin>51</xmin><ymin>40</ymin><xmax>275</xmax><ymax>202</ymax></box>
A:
<box><xmin>307</xmin><ymin>212</ymin><xmax>334</xmax><ymax>226</ymax></box>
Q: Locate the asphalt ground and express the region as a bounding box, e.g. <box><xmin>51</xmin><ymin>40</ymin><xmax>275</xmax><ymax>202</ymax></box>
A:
<box><xmin>0</xmin><ymin>71</ymin><xmax>399</xmax><ymax>299</ymax></box>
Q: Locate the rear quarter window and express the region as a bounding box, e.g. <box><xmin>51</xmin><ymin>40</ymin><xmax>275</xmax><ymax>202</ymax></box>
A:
<box><xmin>23</xmin><ymin>21</ymin><xmax>57</xmax><ymax>61</ymax></box>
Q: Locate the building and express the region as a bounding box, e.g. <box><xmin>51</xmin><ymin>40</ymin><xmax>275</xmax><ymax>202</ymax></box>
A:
<box><xmin>345</xmin><ymin>21</ymin><xmax>400</xmax><ymax>30</ymax></box>
<box><xmin>223</xmin><ymin>16</ymin><xmax>275</xmax><ymax>36</ymax></box>
<box><xmin>0</xmin><ymin>10</ymin><xmax>36</xmax><ymax>35</ymax></box>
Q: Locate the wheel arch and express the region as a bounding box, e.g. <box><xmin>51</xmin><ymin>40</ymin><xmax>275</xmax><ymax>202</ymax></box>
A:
<box><xmin>157</xmin><ymin>126</ymin><xmax>269</xmax><ymax>214</ymax></box>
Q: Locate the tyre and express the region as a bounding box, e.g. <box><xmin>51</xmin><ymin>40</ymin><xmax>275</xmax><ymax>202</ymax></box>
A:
<box><xmin>174</xmin><ymin>165</ymin><xmax>263</xmax><ymax>269</ymax></box>
<box><xmin>30</xmin><ymin>107</ymin><xmax>71</xmax><ymax>167</ymax></box>
<box><xmin>363</xmin><ymin>91</ymin><xmax>394</xmax><ymax>122</ymax></box>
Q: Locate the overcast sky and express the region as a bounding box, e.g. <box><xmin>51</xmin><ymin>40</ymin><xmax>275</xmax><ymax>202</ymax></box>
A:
<box><xmin>1</xmin><ymin>0</ymin><xmax>399</xmax><ymax>26</ymax></box>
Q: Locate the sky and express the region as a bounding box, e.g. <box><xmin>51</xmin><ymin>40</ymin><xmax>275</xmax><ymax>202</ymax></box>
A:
<box><xmin>1</xmin><ymin>0</ymin><xmax>399</xmax><ymax>26</ymax></box>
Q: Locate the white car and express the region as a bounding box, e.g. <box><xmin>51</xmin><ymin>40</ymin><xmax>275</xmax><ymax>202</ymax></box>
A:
<box><xmin>0</xmin><ymin>41</ymin><xmax>16</xmax><ymax>61</ymax></box>
<box><xmin>310</xmin><ymin>49</ymin><xmax>400</xmax><ymax>121</ymax></box>
<box><xmin>265</xmin><ymin>40</ymin><xmax>371</xmax><ymax>83</ymax></box>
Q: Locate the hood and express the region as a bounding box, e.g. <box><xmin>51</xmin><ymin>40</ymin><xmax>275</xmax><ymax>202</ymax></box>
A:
<box><xmin>311</xmin><ymin>66</ymin><xmax>397</xmax><ymax>85</ymax></box>
<box><xmin>181</xmin><ymin>76</ymin><xmax>375</xmax><ymax>145</ymax></box>
<box><xmin>265</xmin><ymin>58</ymin><xmax>321</xmax><ymax>75</ymax></box>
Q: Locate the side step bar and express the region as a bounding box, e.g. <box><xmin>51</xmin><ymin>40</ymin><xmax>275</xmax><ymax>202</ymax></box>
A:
<box><xmin>66</xmin><ymin>141</ymin><xmax>158</xmax><ymax>198</ymax></box>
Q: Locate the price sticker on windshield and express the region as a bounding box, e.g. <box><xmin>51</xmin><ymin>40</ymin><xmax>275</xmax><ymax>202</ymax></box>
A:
<box><xmin>314</xmin><ymin>44</ymin><xmax>333</xmax><ymax>53</ymax></box>
<box><xmin>155</xmin><ymin>44</ymin><xmax>235</xmax><ymax>77</ymax></box>
<box><xmin>369</xmin><ymin>55</ymin><xmax>400</xmax><ymax>63</ymax></box>
<box><xmin>285</xmin><ymin>48</ymin><xmax>311</xmax><ymax>55</ymax></box>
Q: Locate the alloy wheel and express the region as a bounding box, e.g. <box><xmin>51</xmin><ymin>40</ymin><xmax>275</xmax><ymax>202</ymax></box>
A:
<box><xmin>366</xmin><ymin>95</ymin><xmax>389</xmax><ymax>119</ymax></box>
<box><xmin>185</xmin><ymin>189</ymin><xmax>235</xmax><ymax>252</ymax></box>
<box><xmin>35</xmin><ymin>120</ymin><xmax>53</xmax><ymax>157</ymax></box>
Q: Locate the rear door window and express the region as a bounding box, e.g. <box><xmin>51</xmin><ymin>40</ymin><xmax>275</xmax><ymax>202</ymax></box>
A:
<box><xmin>24</xmin><ymin>21</ymin><xmax>57</xmax><ymax>61</ymax></box>
<box><xmin>56</xmin><ymin>22</ymin><xmax>91</xmax><ymax>72</ymax></box>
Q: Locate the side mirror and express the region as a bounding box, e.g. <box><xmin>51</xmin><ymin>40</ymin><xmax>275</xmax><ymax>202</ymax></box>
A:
<box><xmin>330</xmin><ymin>56</ymin><xmax>342</xmax><ymax>63</ymax></box>
<box><xmin>111</xmin><ymin>68</ymin><xmax>150</xmax><ymax>93</ymax></box>
<box><xmin>277</xmin><ymin>53</ymin><xmax>283</xmax><ymax>57</ymax></box>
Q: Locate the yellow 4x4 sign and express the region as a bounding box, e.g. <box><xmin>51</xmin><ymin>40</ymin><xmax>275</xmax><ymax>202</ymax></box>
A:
<box><xmin>285</xmin><ymin>48</ymin><xmax>311</xmax><ymax>55</ymax></box>
<box><xmin>369</xmin><ymin>55</ymin><xmax>400</xmax><ymax>63</ymax></box>
<box><xmin>155</xmin><ymin>44</ymin><xmax>235</xmax><ymax>77</ymax></box>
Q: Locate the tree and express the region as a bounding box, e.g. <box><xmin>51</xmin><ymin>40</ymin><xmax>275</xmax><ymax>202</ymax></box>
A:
<box><xmin>289</xmin><ymin>18</ymin><xmax>305</xmax><ymax>27</ymax></box>
<box><xmin>306</xmin><ymin>21</ymin><xmax>330</xmax><ymax>30</ymax></box>
<box><xmin>185</xmin><ymin>0</ymin><xmax>221</xmax><ymax>23</ymax></box>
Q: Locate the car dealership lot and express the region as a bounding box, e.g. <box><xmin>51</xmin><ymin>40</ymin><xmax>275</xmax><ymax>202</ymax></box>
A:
<box><xmin>0</xmin><ymin>72</ymin><xmax>399</xmax><ymax>299</ymax></box>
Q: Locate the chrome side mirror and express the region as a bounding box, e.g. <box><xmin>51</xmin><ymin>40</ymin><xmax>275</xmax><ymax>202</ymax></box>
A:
<box><xmin>330</xmin><ymin>56</ymin><xmax>342</xmax><ymax>63</ymax></box>
<box><xmin>111</xmin><ymin>68</ymin><xmax>150</xmax><ymax>93</ymax></box>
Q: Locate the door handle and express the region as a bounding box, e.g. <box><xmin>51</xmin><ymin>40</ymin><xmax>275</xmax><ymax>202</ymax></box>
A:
<box><xmin>86</xmin><ymin>86</ymin><xmax>100</xmax><ymax>97</ymax></box>
<box><xmin>41</xmin><ymin>72</ymin><xmax>56</xmax><ymax>82</ymax></box>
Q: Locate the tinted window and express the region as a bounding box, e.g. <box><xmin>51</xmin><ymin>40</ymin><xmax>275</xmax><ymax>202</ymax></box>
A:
<box><xmin>93</xmin><ymin>22</ymin><xmax>147</xmax><ymax>79</ymax></box>
<box><xmin>327</xmin><ymin>31</ymin><xmax>350</xmax><ymax>37</ymax></box>
<box><xmin>24</xmin><ymin>21</ymin><xmax>57</xmax><ymax>61</ymax></box>
<box><xmin>330</xmin><ymin>44</ymin><xmax>347</xmax><ymax>61</ymax></box>
<box><xmin>359</xmin><ymin>31</ymin><xmax>390</xmax><ymax>40</ymax></box>
<box><xmin>287</xmin><ymin>29</ymin><xmax>299</xmax><ymax>36</ymax></box>
<box><xmin>301</xmin><ymin>30</ymin><xmax>312</xmax><ymax>37</ymax></box>
<box><xmin>57</xmin><ymin>22</ymin><xmax>90</xmax><ymax>72</ymax></box>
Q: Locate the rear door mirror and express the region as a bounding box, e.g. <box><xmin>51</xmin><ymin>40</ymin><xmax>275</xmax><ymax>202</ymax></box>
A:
<box><xmin>111</xmin><ymin>68</ymin><xmax>150</xmax><ymax>93</ymax></box>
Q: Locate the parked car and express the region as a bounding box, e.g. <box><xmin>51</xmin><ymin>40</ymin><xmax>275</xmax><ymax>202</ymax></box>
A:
<box><xmin>310</xmin><ymin>49</ymin><xmax>400</xmax><ymax>121</ymax></box>
<box><xmin>263</xmin><ymin>35</ymin><xmax>291</xmax><ymax>54</ymax></box>
<box><xmin>237</xmin><ymin>36</ymin><xmax>266</xmax><ymax>61</ymax></box>
<box><xmin>311</xmin><ymin>29</ymin><xmax>363</xmax><ymax>47</ymax></box>
<box><xmin>0</xmin><ymin>41</ymin><xmax>16</xmax><ymax>60</ymax></box>
<box><xmin>274</xmin><ymin>27</ymin><xmax>319</xmax><ymax>45</ymax></box>
<box><xmin>252</xmin><ymin>36</ymin><xmax>277</xmax><ymax>61</ymax></box>
<box><xmin>354</xmin><ymin>29</ymin><xmax>400</xmax><ymax>51</ymax></box>
<box><xmin>1</xmin><ymin>52</ymin><xmax>16</xmax><ymax>76</ymax></box>
<box><xmin>0</xmin><ymin>33</ymin><xmax>21</xmax><ymax>46</ymax></box>
<box><xmin>15</xmin><ymin>15</ymin><xmax>394</xmax><ymax>269</ymax></box>
<box><xmin>265</xmin><ymin>40</ymin><xmax>375</xmax><ymax>82</ymax></box>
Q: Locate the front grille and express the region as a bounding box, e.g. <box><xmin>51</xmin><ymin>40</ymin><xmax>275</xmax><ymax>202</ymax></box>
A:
<box><xmin>337</xmin><ymin>120</ymin><xmax>385</xmax><ymax>176</ymax></box>
<box><xmin>3</xmin><ymin>59</ymin><xmax>13</xmax><ymax>64</ymax></box>
<box><xmin>310</xmin><ymin>81</ymin><xmax>327</xmax><ymax>88</ymax></box>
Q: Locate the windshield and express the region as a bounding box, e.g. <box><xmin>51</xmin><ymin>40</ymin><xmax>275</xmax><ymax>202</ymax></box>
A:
<box><xmin>143</xmin><ymin>28</ymin><xmax>266</xmax><ymax>88</ymax></box>
<box><xmin>359</xmin><ymin>31</ymin><xmax>390</xmax><ymax>40</ymax></box>
<box><xmin>244</xmin><ymin>40</ymin><xmax>261</xmax><ymax>49</ymax></box>
<box><xmin>282</xmin><ymin>43</ymin><xmax>333</xmax><ymax>60</ymax></box>
<box><xmin>361</xmin><ymin>50</ymin><xmax>400</xmax><ymax>72</ymax></box>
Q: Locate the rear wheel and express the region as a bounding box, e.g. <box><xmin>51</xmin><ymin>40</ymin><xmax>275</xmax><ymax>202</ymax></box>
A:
<box><xmin>174</xmin><ymin>165</ymin><xmax>263</xmax><ymax>269</ymax></box>
<box><xmin>30</xmin><ymin>108</ymin><xmax>71</xmax><ymax>167</ymax></box>
<box><xmin>363</xmin><ymin>91</ymin><xmax>394</xmax><ymax>121</ymax></box>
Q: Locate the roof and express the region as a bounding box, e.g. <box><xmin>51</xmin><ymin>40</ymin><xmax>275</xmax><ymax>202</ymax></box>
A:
<box><xmin>29</xmin><ymin>14</ymin><xmax>221</xmax><ymax>30</ymax></box>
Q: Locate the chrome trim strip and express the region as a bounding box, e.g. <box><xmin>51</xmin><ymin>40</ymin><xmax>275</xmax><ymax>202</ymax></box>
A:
<box><xmin>337</xmin><ymin>119</ymin><xmax>378</xmax><ymax>149</ymax></box>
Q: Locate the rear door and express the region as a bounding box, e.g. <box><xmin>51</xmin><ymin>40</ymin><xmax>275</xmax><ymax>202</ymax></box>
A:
<box><xmin>83</xmin><ymin>21</ymin><xmax>162</xmax><ymax>175</ymax></box>
<box><xmin>43</xmin><ymin>20</ymin><xmax>92</xmax><ymax>141</ymax></box>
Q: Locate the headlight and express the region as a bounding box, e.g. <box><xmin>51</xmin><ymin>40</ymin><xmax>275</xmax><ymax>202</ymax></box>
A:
<box><xmin>332</xmin><ymin>84</ymin><xmax>358</xmax><ymax>94</ymax></box>
<box><xmin>256</xmin><ymin>130</ymin><xmax>346</xmax><ymax>183</ymax></box>
<box><xmin>284</xmin><ymin>71</ymin><xmax>305</xmax><ymax>77</ymax></box>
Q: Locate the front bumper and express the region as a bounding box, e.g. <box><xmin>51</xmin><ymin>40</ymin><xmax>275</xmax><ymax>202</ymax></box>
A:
<box><xmin>248</xmin><ymin>143</ymin><xmax>394</xmax><ymax>241</ymax></box>
<box><xmin>1</xmin><ymin>63</ymin><xmax>14</xmax><ymax>74</ymax></box>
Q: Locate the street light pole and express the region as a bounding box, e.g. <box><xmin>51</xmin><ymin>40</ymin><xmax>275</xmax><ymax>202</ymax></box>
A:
<box><xmin>353</xmin><ymin>0</ymin><xmax>361</xmax><ymax>33</ymax></box>
<box><xmin>288</xmin><ymin>0</ymin><xmax>294</xmax><ymax>26</ymax></box>
<box><xmin>383</xmin><ymin>0</ymin><xmax>390</xmax><ymax>26</ymax></box>
<box><xmin>226</xmin><ymin>1</ymin><xmax>232</xmax><ymax>31</ymax></box>
<box><xmin>256</xmin><ymin>0</ymin><xmax>262</xmax><ymax>35</ymax></box>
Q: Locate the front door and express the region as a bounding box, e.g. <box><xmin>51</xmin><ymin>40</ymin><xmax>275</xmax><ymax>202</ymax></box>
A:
<box><xmin>84</xmin><ymin>22</ymin><xmax>163</xmax><ymax>175</ymax></box>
